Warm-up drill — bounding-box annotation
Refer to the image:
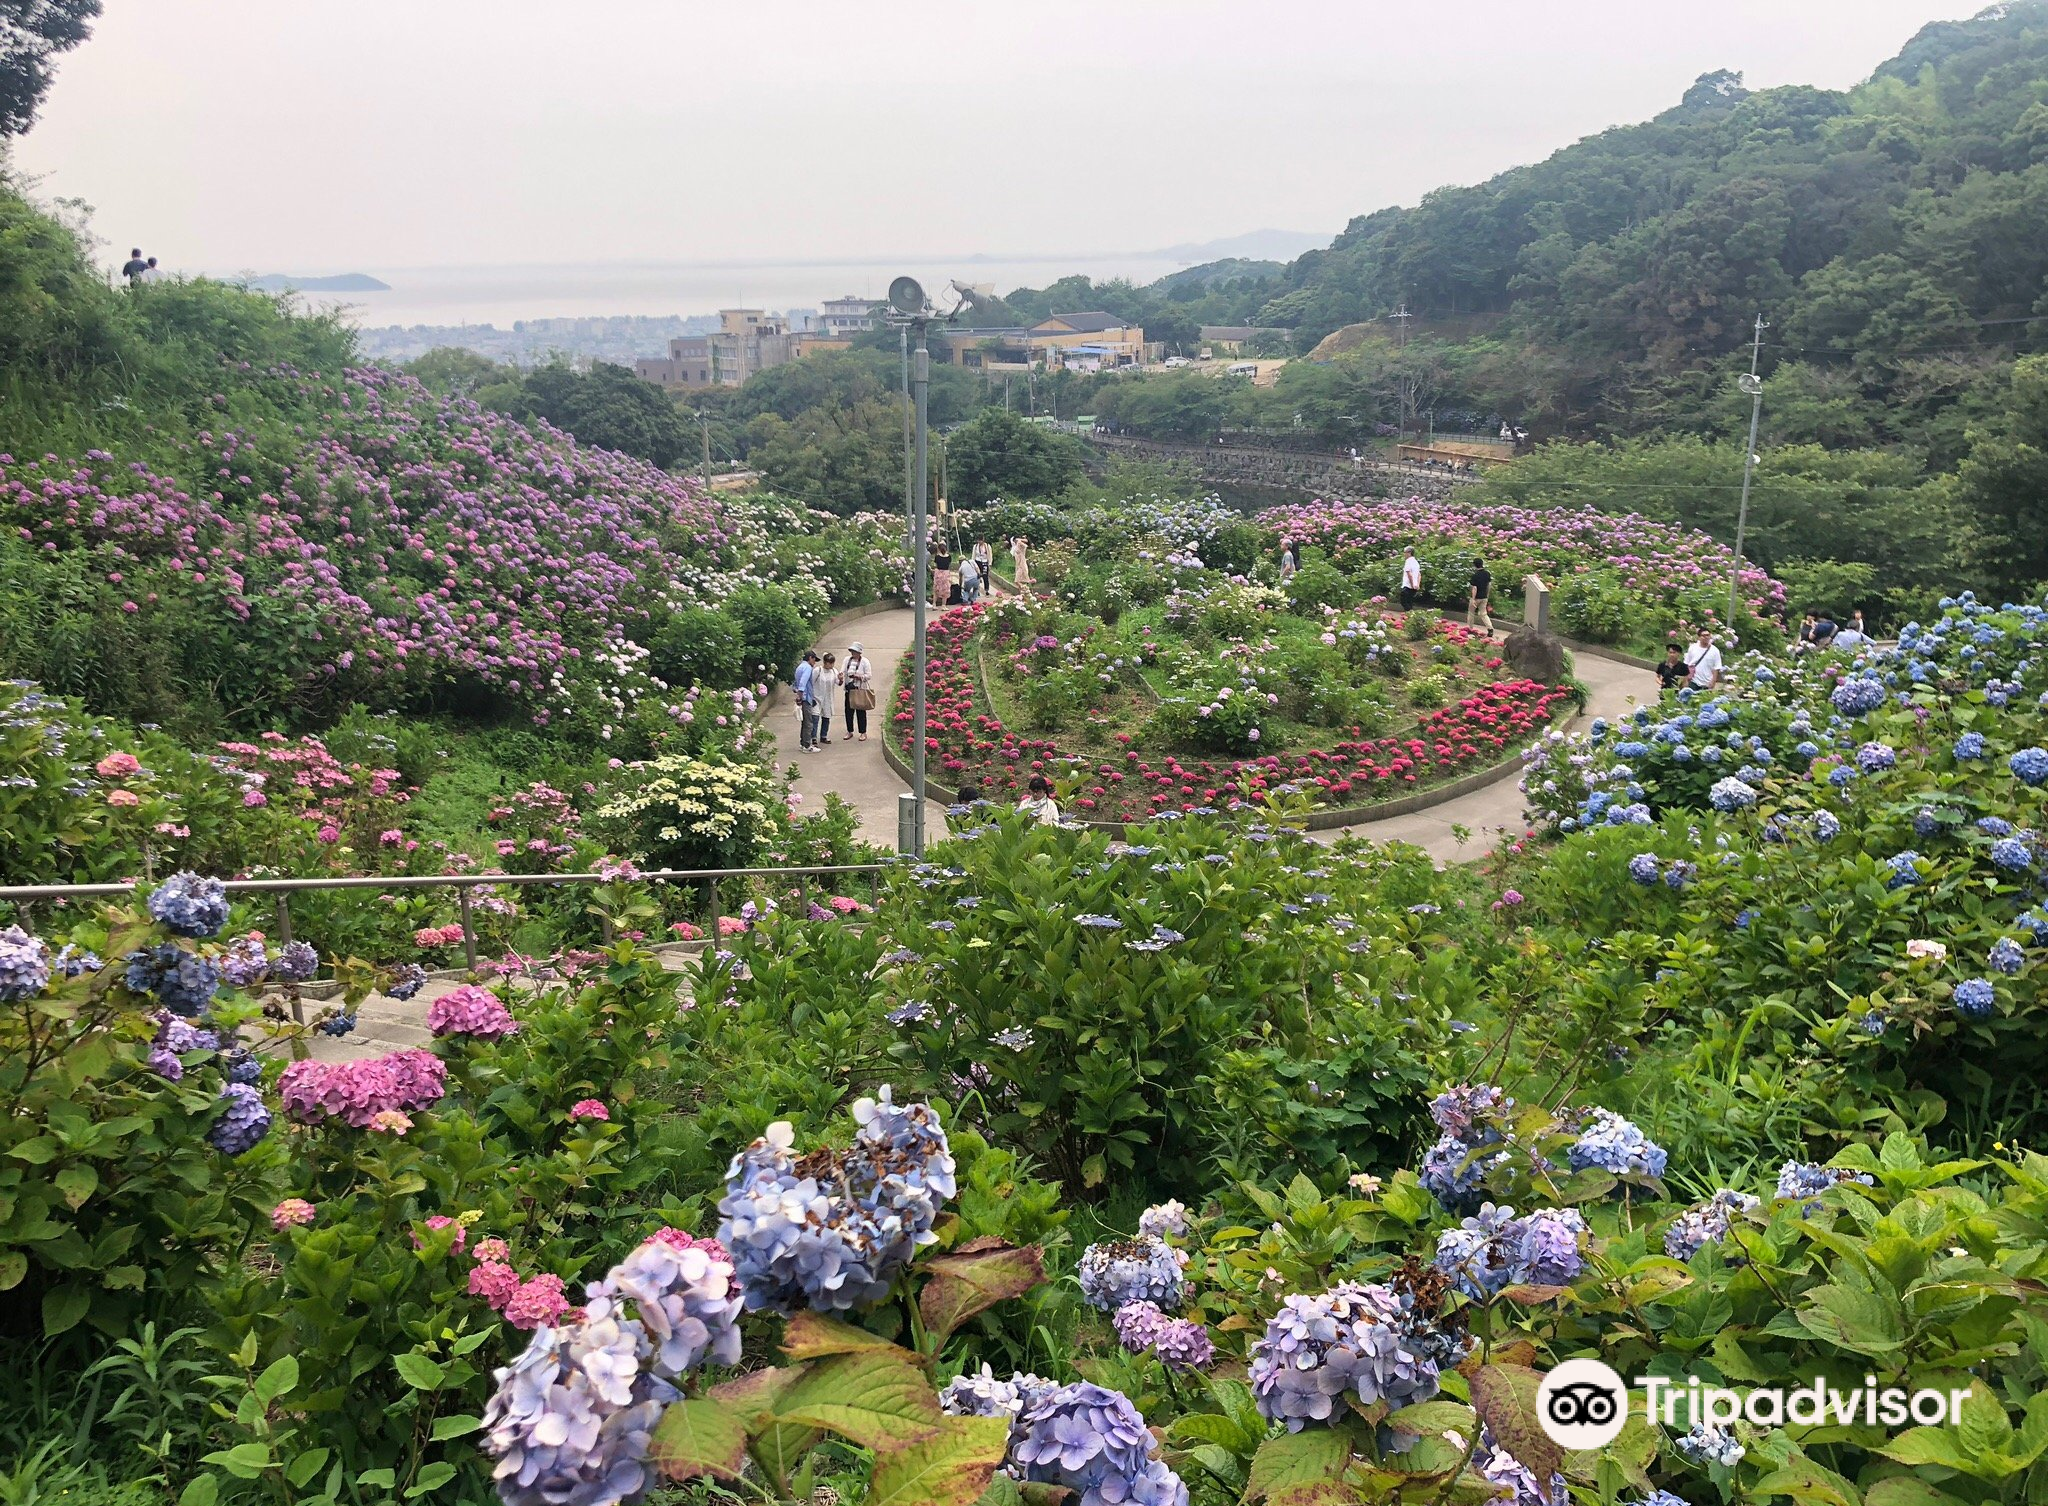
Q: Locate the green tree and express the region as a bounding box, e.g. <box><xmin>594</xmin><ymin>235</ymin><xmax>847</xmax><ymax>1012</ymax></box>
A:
<box><xmin>1954</xmin><ymin>353</ymin><xmax>2048</xmax><ymax>593</ymax></box>
<box><xmin>486</xmin><ymin>360</ymin><xmax>696</xmax><ymax>469</ymax></box>
<box><xmin>1</xmin><ymin>0</ymin><xmax>99</xmax><ymax>137</ymax></box>
<box><xmin>942</xmin><ymin>409</ymin><xmax>1087</xmax><ymax>503</ymax></box>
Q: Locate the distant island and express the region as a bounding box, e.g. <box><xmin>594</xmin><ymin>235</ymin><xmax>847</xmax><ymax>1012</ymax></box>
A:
<box><xmin>243</xmin><ymin>272</ymin><xmax>391</xmax><ymax>293</ymax></box>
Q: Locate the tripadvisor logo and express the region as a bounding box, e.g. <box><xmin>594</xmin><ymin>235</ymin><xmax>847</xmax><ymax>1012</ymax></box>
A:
<box><xmin>1536</xmin><ymin>1358</ymin><xmax>1972</xmax><ymax>1450</ymax></box>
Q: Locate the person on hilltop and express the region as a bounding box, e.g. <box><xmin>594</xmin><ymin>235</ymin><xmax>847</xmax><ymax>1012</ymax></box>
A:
<box><xmin>1684</xmin><ymin>628</ymin><xmax>1723</xmax><ymax>691</ymax></box>
<box><xmin>1019</xmin><ymin>773</ymin><xmax>1060</xmax><ymax>826</ymax></box>
<box><xmin>840</xmin><ymin>642</ymin><xmax>874</xmax><ymax>742</ymax></box>
<box><xmin>1656</xmin><ymin>642</ymin><xmax>1687</xmax><ymax>693</ymax></box>
<box><xmin>141</xmin><ymin>256</ymin><xmax>163</xmax><ymax>283</ymax></box>
<box><xmin>794</xmin><ymin>650</ymin><xmax>820</xmax><ymax>753</ymax></box>
<box><xmin>1400</xmin><ymin>545</ymin><xmax>1423</xmax><ymax>611</ymax></box>
<box><xmin>121</xmin><ymin>247</ymin><xmax>148</xmax><ymax>285</ymax></box>
<box><xmin>1467</xmin><ymin>556</ymin><xmax>1492</xmax><ymax>633</ymax></box>
<box><xmin>814</xmin><ymin>652</ymin><xmax>837</xmax><ymax>745</ymax></box>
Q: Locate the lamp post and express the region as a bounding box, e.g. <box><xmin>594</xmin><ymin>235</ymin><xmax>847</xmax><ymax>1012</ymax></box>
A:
<box><xmin>1728</xmin><ymin>313</ymin><xmax>1768</xmax><ymax>632</ymax></box>
<box><xmin>888</xmin><ymin>278</ymin><xmax>934</xmax><ymax>858</ymax></box>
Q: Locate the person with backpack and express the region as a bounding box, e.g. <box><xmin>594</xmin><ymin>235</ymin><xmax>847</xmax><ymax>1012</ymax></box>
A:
<box><xmin>1468</xmin><ymin>557</ymin><xmax>1492</xmax><ymax>633</ymax></box>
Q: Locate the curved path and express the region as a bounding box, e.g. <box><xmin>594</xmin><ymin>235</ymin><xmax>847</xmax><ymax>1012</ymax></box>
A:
<box><xmin>772</xmin><ymin>604</ymin><xmax>1647</xmax><ymax>865</ymax></box>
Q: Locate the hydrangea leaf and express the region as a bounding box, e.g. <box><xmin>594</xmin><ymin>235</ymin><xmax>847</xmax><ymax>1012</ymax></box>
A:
<box><xmin>1863</xmin><ymin>1479</ymin><xmax>1974</xmax><ymax>1506</ymax></box>
<box><xmin>918</xmin><ymin>1241</ymin><xmax>1046</xmax><ymax>1341</ymax></box>
<box><xmin>781</xmin><ymin>1310</ymin><xmax>916</xmax><ymax>1362</ymax></box>
<box><xmin>649</xmin><ymin>1396</ymin><xmax>752</xmax><ymax>1482</ymax></box>
<box><xmin>1468</xmin><ymin>1362</ymin><xmax>1559</xmax><ymax>1484</ymax></box>
<box><xmin>1385</xmin><ymin>1400</ymin><xmax>1476</xmax><ymax>1439</ymax></box>
<box><xmin>1244</xmin><ymin>1426</ymin><xmax>1355</xmax><ymax>1506</ymax></box>
<box><xmin>868</xmin><ymin>1414</ymin><xmax>1012</xmax><ymax>1506</ymax></box>
<box><xmin>773</xmin><ymin>1350</ymin><xmax>947</xmax><ymax>1448</ymax></box>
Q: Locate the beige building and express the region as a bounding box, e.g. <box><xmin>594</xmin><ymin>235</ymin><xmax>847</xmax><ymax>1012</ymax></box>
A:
<box><xmin>819</xmin><ymin>296</ymin><xmax>879</xmax><ymax>336</ymax></box>
<box><xmin>636</xmin><ymin>309</ymin><xmax>796</xmax><ymax>390</ymax></box>
<box><xmin>944</xmin><ymin>312</ymin><xmax>1152</xmax><ymax>372</ymax></box>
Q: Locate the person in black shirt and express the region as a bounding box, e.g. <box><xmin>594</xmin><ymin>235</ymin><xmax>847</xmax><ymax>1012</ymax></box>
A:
<box><xmin>1656</xmin><ymin>644</ymin><xmax>1687</xmax><ymax>693</ymax></box>
<box><xmin>121</xmin><ymin>248</ymin><xmax>148</xmax><ymax>285</ymax></box>
<box><xmin>1812</xmin><ymin>612</ymin><xmax>1839</xmax><ymax>649</ymax></box>
<box><xmin>1468</xmin><ymin>557</ymin><xmax>1492</xmax><ymax>633</ymax></box>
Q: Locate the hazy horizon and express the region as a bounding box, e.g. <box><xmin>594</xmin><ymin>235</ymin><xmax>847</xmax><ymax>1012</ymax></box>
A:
<box><xmin>9</xmin><ymin>0</ymin><xmax>1989</xmax><ymax>316</ymax></box>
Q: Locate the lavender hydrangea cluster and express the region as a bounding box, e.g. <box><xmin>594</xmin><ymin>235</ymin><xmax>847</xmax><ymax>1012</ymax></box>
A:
<box><xmin>1433</xmin><ymin>1205</ymin><xmax>1586</xmax><ymax>1297</ymax></box>
<box><xmin>1566</xmin><ymin>1108</ymin><xmax>1668</xmax><ymax>1180</ymax></box>
<box><xmin>1830</xmin><ymin>677</ymin><xmax>1887</xmax><ymax>716</ymax></box>
<box><xmin>1774</xmin><ymin>1161</ymin><xmax>1875</xmax><ymax>1208</ymax></box>
<box><xmin>716</xmin><ymin>1087</ymin><xmax>955</xmax><ymax>1313</ymax></box>
<box><xmin>218</xmin><ymin>936</ymin><xmax>269</xmax><ymax>989</ymax></box>
<box><xmin>0</xmin><ymin>925</ymin><xmax>51</xmax><ymax>1002</ymax></box>
<box><xmin>146</xmin><ymin>873</ymin><xmax>231</xmax><ymax>938</ymax></box>
<box><xmin>123</xmin><ymin>944</ymin><xmax>220</xmax><ymax>1016</ymax></box>
<box><xmin>271</xmin><ymin>940</ymin><xmax>319</xmax><ymax>983</ymax></box>
<box><xmin>1707</xmin><ymin>777</ymin><xmax>1757</xmax><ymax>812</ymax></box>
<box><xmin>1078</xmin><ymin>1235</ymin><xmax>1186</xmax><ymax>1312</ymax></box>
<box><xmin>208</xmin><ymin>1083</ymin><xmax>273</xmax><ymax>1156</ymax></box>
<box><xmin>939</xmin><ymin>1364</ymin><xmax>1057</xmax><ymax>1424</ymax></box>
<box><xmin>386</xmin><ymin>963</ymin><xmax>430</xmax><ymax>1000</ymax></box>
<box><xmin>1476</xmin><ymin>1429</ymin><xmax>1568</xmax><ymax>1506</ymax></box>
<box><xmin>2010</xmin><ymin>747</ymin><xmax>2048</xmax><ymax>787</ymax></box>
<box><xmin>1137</xmin><ymin>1200</ymin><xmax>1188</xmax><ymax>1238</ymax></box>
<box><xmin>1663</xmin><ymin>1189</ymin><xmax>1760</xmax><ymax>1260</ymax></box>
<box><xmin>481</xmin><ymin>1234</ymin><xmax>745</xmax><ymax>1506</ymax></box>
<box><xmin>1113</xmin><ymin>1301</ymin><xmax>1213</xmax><ymax>1371</ymax></box>
<box><xmin>1420</xmin><ymin>1084</ymin><xmax>1511</xmax><ymax>1212</ymax></box>
<box><xmin>1247</xmin><ymin>1282</ymin><xmax>1443</xmax><ymax>1429</ymax></box>
<box><xmin>1674</xmin><ymin>1422</ymin><xmax>1745</xmax><ymax>1467</ymax></box>
<box><xmin>1954</xmin><ymin>977</ymin><xmax>1997</xmax><ymax>1018</ymax></box>
<box><xmin>1010</xmin><ymin>1382</ymin><xmax>1188</xmax><ymax>1506</ymax></box>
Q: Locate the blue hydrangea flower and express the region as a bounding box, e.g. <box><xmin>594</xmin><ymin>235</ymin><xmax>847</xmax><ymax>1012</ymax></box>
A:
<box><xmin>208</xmin><ymin>1083</ymin><xmax>272</xmax><ymax>1156</ymax></box>
<box><xmin>939</xmin><ymin>1364</ymin><xmax>1056</xmax><ymax>1423</ymax></box>
<box><xmin>1420</xmin><ymin>1132</ymin><xmax>1505</xmax><ymax>1213</ymax></box>
<box><xmin>2010</xmin><ymin>748</ymin><xmax>2048</xmax><ymax>787</ymax></box>
<box><xmin>1514</xmin><ymin>1208</ymin><xmax>1586</xmax><ymax>1285</ymax></box>
<box><xmin>386</xmin><ymin>963</ymin><xmax>429</xmax><ymax>1000</ymax></box>
<box><xmin>1954</xmin><ymin>977</ymin><xmax>1996</xmax><ymax>1019</ymax></box>
<box><xmin>1012</xmin><ymin>1382</ymin><xmax>1188</xmax><ymax>1506</ymax></box>
<box><xmin>146</xmin><ymin>873</ymin><xmax>231</xmax><ymax>938</ymax></box>
<box><xmin>1831</xmin><ymin>677</ymin><xmax>1887</xmax><ymax>716</ymax></box>
<box><xmin>1075</xmin><ymin>914</ymin><xmax>1123</xmax><ymax>931</ymax></box>
<box><xmin>1774</xmin><ymin>1161</ymin><xmax>1875</xmax><ymax>1205</ymax></box>
<box><xmin>1078</xmin><ymin>1236</ymin><xmax>1185</xmax><ymax>1312</ymax></box>
<box><xmin>1663</xmin><ymin>861</ymin><xmax>1697</xmax><ymax>890</ymax></box>
<box><xmin>1674</xmin><ymin>1423</ymin><xmax>1745</xmax><ymax>1468</ymax></box>
<box><xmin>1989</xmin><ymin>837</ymin><xmax>2034</xmax><ymax>874</ymax></box>
<box><xmin>1662</xmin><ymin>1189</ymin><xmax>1759</xmax><ymax>1261</ymax></box>
<box><xmin>717</xmin><ymin>1088</ymin><xmax>955</xmax><ymax>1313</ymax></box>
<box><xmin>1708</xmin><ymin>777</ymin><xmax>1756</xmax><ymax>812</ymax></box>
<box><xmin>271</xmin><ymin>940</ymin><xmax>319</xmax><ymax>983</ymax></box>
<box><xmin>1567</xmin><ymin>1109</ymin><xmax>1667</xmax><ymax>1180</ymax></box>
<box><xmin>1248</xmin><ymin>1283</ymin><xmax>1442</xmax><ymax>1429</ymax></box>
<box><xmin>481</xmin><ymin>1315</ymin><xmax>676</xmax><ymax>1506</ymax></box>
<box><xmin>1990</xmin><ymin>937</ymin><xmax>2026</xmax><ymax>975</ymax></box>
<box><xmin>315</xmin><ymin>1012</ymin><xmax>357</xmax><ymax>1037</ymax></box>
<box><xmin>1433</xmin><ymin>1204</ymin><xmax>1520</xmax><ymax>1299</ymax></box>
<box><xmin>1979</xmin><ymin>816</ymin><xmax>2015</xmax><ymax>838</ymax></box>
<box><xmin>583</xmin><ymin>1237</ymin><xmax>743</xmax><ymax>1379</ymax></box>
<box><xmin>123</xmin><ymin>944</ymin><xmax>219</xmax><ymax>1016</ymax></box>
<box><xmin>52</xmin><ymin>944</ymin><xmax>101</xmax><ymax>978</ymax></box>
<box><xmin>1954</xmin><ymin>732</ymin><xmax>1987</xmax><ymax>760</ymax></box>
<box><xmin>1627</xmin><ymin>854</ymin><xmax>1660</xmax><ymax>886</ymax></box>
<box><xmin>1635</xmin><ymin>1493</ymin><xmax>1692</xmax><ymax>1506</ymax></box>
<box><xmin>0</xmin><ymin>925</ymin><xmax>51</xmax><ymax>1002</ymax></box>
<box><xmin>223</xmin><ymin>1048</ymin><xmax>263</xmax><ymax>1086</ymax></box>
<box><xmin>1855</xmin><ymin>742</ymin><xmax>1897</xmax><ymax>773</ymax></box>
<box><xmin>1815</xmin><ymin>811</ymin><xmax>1842</xmax><ymax>841</ymax></box>
<box><xmin>1828</xmin><ymin>765</ymin><xmax>1859</xmax><ymax>788</ymax></box>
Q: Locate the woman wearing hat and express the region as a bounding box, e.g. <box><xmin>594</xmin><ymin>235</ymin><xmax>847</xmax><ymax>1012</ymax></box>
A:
<box><xmin>840</xmin><ymin>642</ymin><xmax>875</xmax><ymax>741</ymax></box>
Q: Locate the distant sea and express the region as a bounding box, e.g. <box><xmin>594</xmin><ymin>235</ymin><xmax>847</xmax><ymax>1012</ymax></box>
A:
<box><xmin>248</xmin><ymin>253</ymin><xmax>1194</xmax><ymax>330</ymax></box>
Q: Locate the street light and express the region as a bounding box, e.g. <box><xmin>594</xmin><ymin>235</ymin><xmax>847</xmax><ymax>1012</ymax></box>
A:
<box><xmin>887</xmin><ymin>277</ymin><xmax>936</xmax><ymax>858</ymax></box>
<box><xmin>1728</xmin><ymin>314</ymin><xmax>1768</xmax><ymax>631</ymax></box>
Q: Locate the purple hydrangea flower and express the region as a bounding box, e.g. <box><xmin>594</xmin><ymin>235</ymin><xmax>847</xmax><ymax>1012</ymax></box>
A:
<box><xmin>1567</xmin><ymin>1108</ymin><xmax>1667</xmax><ymax>1180</ymax></box>
<box><xmin>583</xmin><ymin>1238</ymin><xmax>743</xmax><ymax>1378</ymax></box>
<box><xmin>1954</xmin><ymin>977</ymin><xmax>1996</xmax><ymax>1018</ymax></box>
<box><xmin>1514</xmin><ymin>1207</ymin><xmax>1587</xmax><ymax>1286</ymax></box>
<box><xmin>208</xmin><ymin>1083</ymin><xmax>272</xmax><ymax>1156</ymax></box>
<box><xmin>1011</xmin><ymin>1382</ymin><xmax>1188</xmax><ymax>1506</ymax></box>
<box><xmin>1990</xmin><ymin>937</ymin><xmax>2026</xmax><ymax>975</ymax></box>
<box><xmin>0</xmin><ymin>925</ymin><xmax>51</xmax><ymax>1002</ymax></box>
<box><xmin>1113</xmin><ymin>1299</ymin><xmax>1170</xmax><ymax>1353</ymax></box>
<box><xmin>218</xmin><ymin>936</ymin><xmax>269</xmax><ymax>988</ymax></box>
<box><xmin>386</xmin><ymin>962</ymin><xmax>429</xmax><ymax>1000</ymax></box>
<box><xmin>1830</xmin><ymin>677</ymin><xmax>1887</xmax><ymax>716</ymax></box>
<box><xmin>1662</xmin><ymin>1189</ymin><xmax>1759</xmax><ymax>1261</ymax></box>
<box><xmin>1151</xmin><ymin>1318</ymin><xmax>1214</xmax><ymax>1371</ymax></box>
<box><xmin>1627</xmin><ymin>853</ymin><xmax>1661</xmax><ymax>886</ymax></box>
<box><xmin>1247</xmin><ymin>1283</ymin><xmax>1442</xmax><ymax>1429</ymax></box>
<box><xmin>1434</xmin><ymin>1204</ymin><xmax>1520</xmax><ymax>1298</ymax></box>
<box><xmin>1137</xmin><ymin>1200</ymin><xmax>1188</xmax><ymax>1238</ymax></box>
<box><xmin>123</xmin><ymin>944</ymin><xmax>219</xmax><ymax>1016</ymax></box>
<box><xmin>1774</xmin><ymin>1161</ymin><xmax>1875</xmax><ymax>1207</ymax></box>
<box><xmin>147</xmin><ymin>873</ymin><xmax>231</xmax><ymax>938</ymax></box>
<box><xmin>1078</xmin><ymin>1235</ymin><xmax>1185</xmax><ymax>1312</ymax></box>
<box><xmin>939</xmin><ymin>1365</ymin><xmax>1057</xmax><ymax>1423</ymax></box>
<box><xmin>271</xmin><ymin>940</ymin><xmax>319</xmax><ymax>983</ymax></box>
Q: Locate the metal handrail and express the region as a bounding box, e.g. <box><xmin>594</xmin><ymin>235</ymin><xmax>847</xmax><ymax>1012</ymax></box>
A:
<box><xmin>0</xmin><ymin>862</ymin><xmax>894</xmax><ymax>974</ymax></box>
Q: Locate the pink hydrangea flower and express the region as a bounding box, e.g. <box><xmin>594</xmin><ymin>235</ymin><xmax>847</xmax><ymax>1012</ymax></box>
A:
<box><xmin>278</xmin><ymin>1049</ymin><xmax>446</xmax><ymax>1128</ymax></box>
<box><xmin>106</xmin><ymin>789</ymin><xmax>140</xmax><ymax>807</ymax></box>
<box><xmin>649</xmin><ymin>1227</ymin><xmax>731</xmax><ymax>1264</ymax></box>
<box><xmin>242</xmin><ymin>790</ymin><xmax>268</xmax><ymax>807</ymax></box>
<box><xmin>503</xmin><ymin>1273</ymin><xmax>571</xmax><ymax>1330</ymax></box>
<box><xmin>270</xmin><ymin>1198</ymin><xmax>316</xmax><ymax>1230</ymax></box>
<box><xmin>411</xmin><ymin>1214</ymin><xmax>468</xmax><ymax>1253</ymax></box>
<box><xmin>369</xmin><ymin>1109</ymin><xmax>413</xmax><ymax>1135</ymax></box>
<box><xmin>316</xmin><ymin>824</ymin><xmax>340</xmax><ymax>843</ymax></box>
<box><xmin>568</xmin><ymin>1099</ymin><xmax>609</xmax><ymax>1121</ymax></box>
<box><xmin>468</xmin><ymin>1259</ymin><xmax>522</xmax><ymax>1311</ymax></box>
<box><xmin>472</xmin><ymin>1237</ymin><xmax>511</xmax><ymax>1264</ymax></box>
<box><xmin>96</xmin><ymin>752</ymin><xmax>141</xmax><ymax>778</ymax></box>
<box><xmin>426</xmin><ymin>984</ymin><xmax>520</xmax><ymax>1040</ymax></box>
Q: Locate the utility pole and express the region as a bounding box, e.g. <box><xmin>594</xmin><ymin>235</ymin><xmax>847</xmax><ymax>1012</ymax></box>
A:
<box><xmin>901</xmin><ymin>326</ymin><xmax>913</xmax><ymax>539</ymax></box>
<box><xmin>1729</xmin><ymin>313</ymin><xmax>1768</xmax><ymax>633</ymax></box>
<box><xmin>1390</xmin><ymin>303</ymin><xmax>1412</xmax><ymax>438</ymax></box>
<box><xmin>910</xmin><ymin>325</ymin><xmax>931</xmax><ymax>859</ymax></box>
<box><xmin>697</xmin><ymin>410</ymin><xmax>711</xmax><ymax>486</ymax></box>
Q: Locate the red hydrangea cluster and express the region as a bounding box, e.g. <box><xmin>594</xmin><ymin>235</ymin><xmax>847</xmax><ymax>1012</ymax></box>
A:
<box><xmin>277</xmin><ymin>1048</ymin><xmax>448</xmax><ymax>1127</ymax></box>
<box><xmin>900</xmin><ymin>609</ymin><xmax>1573</xmax><ymax>821</ymax></box>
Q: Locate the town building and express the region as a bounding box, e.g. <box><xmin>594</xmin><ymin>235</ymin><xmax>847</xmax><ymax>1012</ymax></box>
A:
<box><xmin>819</xmin><ymin>296</ymin><xmax>879</xmax><ymax>336</ymax></box>
<box><xmin>943</xmin><ymin>312</ymin><xmax>1153</xmax><ymax>372</ymax></box>
<box><xmin>635</xmin><ymin>309</ymin><xmax>797</xmax><ymax>390</ymax></box>
<box><xmin>1199</xmin><ymin>325</ymin><xmax>1286</xmax><ymax>355</ymax></box>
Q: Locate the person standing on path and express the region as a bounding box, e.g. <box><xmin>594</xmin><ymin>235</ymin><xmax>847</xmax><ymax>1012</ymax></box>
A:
<box><xmin>1656</xmin><ymin>643</ymin><xmax>1687</xmax><ymax>693</ymax></box>
<box><xmin>794</xmin><ymin>650</ymin><xmax>820</xmax><ymax>752</ymax></box>
<box><xmin>1400</xmin><ymin>546</ymin><xmax>1422</xmax><ymax>611</ymax></box>
<box><xmin>814</xmin><ymin>653</ymin><xmax>838</xmax><ymax>744</ymax></box>
<box><xmin>973</xmin><ymin>537</ymin><xmax>994</xmax><ymax>593</ymax></box>
<box><xmin>1683</xmin><ymin>629</ymin><xmax>1722</xmax><ymax>690</ymax></box>
<box><xmin>840</xmin><ymin>643</ymin><xmax>874</xmax><ymax>741</ymax></box>
<box><xmin>1011</xmin><ymin>535</ymin><xmax>1031</xmax><ymax>588</ymax></box>
<box><xmin>1467</xmin><ymin>557</ymin><xmax>1492</xmax><ymax>633</ymax></box>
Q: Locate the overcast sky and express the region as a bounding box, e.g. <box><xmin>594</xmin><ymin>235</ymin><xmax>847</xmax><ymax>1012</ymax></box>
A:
<box><xmin>11</xmin><ymin>0</ymin><xmax>1989</xmax><ymax>275</ymax></box>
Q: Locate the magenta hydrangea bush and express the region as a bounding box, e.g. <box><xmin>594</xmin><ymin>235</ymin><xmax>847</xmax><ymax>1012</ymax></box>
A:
<box><xmin>277</xmin><ymin>1048</ymin><xmax>448</xmax><ymax>1127</ymax></box>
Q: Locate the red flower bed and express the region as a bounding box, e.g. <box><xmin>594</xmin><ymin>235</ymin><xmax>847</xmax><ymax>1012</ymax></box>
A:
<box><xmin>895</xmin><ymin>608</ymin><xmax>1574</xmax><ymax>822</ymax></box>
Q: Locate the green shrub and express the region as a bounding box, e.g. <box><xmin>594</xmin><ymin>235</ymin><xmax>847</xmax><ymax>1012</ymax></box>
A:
<box><xmin>726</xmin><ymin>586</ymin><xmax>813</xmax><ymax>684</ymax></box>
<box><xmin>646</xmin><ymin>606</ymin><xmax>749</xmax><ymax>691</ymax></box>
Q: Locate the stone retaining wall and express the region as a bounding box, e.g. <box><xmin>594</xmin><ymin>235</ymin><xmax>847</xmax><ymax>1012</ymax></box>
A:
<box><xmin>1087</xmin><ymin>435</ymin><xmax>1477</xmax><ymax>503</ymax></box>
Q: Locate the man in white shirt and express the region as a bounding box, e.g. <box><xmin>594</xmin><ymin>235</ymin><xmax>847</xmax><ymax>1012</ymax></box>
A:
<box><xmin>1400</xmin><ymin>548</ymin><xmax>1422</xmax><ymax>611</ymax></box>
<box><xmin>1683</xmin><ymin>628</ymin><xmax>1723</xmax><ymax>690</ymax></box>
